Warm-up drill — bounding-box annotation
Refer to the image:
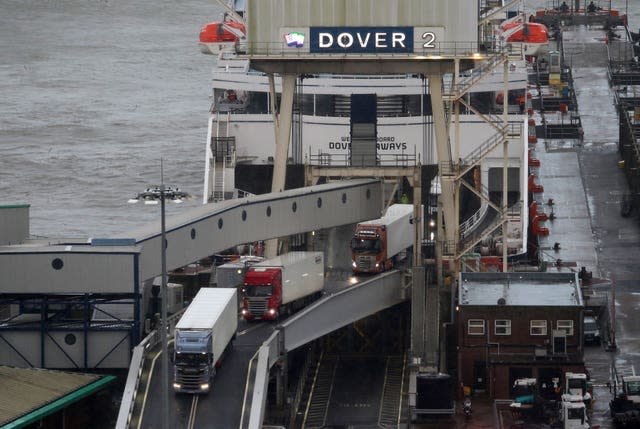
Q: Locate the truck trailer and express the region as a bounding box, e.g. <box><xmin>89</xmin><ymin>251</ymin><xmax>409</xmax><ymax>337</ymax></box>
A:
<box><xmin>351</xmin><ymin>203</ymin><xmax>415</xmax><ymax>274</ymax></box>
<box><xmin>214</xmin><ymin>256</ymin><xmax>264</xmax><ymax>289</ymax></box>
<box><xmin>242</xmin><ymin>251</ymin><xmax>324</xmax><ymax>321</ymax></box>
<box><xmin>172</xmin><ymin>287</ymin><xmax>237</xmax><ymax>394</ymax></box>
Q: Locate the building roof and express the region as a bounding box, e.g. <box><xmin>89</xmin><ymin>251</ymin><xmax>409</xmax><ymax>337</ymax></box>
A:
<box><xmin>458</xmin><ymin>272</ymin><xmax>583</xmax><ymax>307</ymax></box>
<box><xmin>0</xmin><ymin>366</ymin><xmax>115</xmax><ymax>428</ymax></box>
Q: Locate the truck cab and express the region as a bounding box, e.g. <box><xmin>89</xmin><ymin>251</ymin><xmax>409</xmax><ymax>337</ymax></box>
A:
<box><xmin>351</xmin><ymin>226</ymin><xmax>388</xmax><ymax>273</ymax></box>
<box><xmin>564</xmin><ymin>372</ymin><xmax>592</xmax><ymax>407</ymax></box>
<box><xmin>242</xmin><ymin>267</ymin><xmax>281</xmax><ymax>320</ymax></box>
<box><xmin>610</xmin><ymin>375</ymin><xmax>640</xmax><ymax>424</ymax></box>
<box><xmin>560</xmin><ymin>394</ymin><xmax>589</xmax><ymax>429</ymax></box>
<box><xmin>173</xmin><ymin>330</ymin><xmax>214</xmax><ymax>393</ymax></box>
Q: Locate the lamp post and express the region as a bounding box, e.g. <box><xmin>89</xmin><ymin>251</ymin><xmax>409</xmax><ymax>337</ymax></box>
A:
<box><xmin>128</xmin><ymin>165</ymin><xmax>189</xmax><ymax>429</ymax></box>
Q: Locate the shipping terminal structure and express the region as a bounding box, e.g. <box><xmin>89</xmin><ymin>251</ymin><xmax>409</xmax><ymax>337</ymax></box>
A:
<box><xmin>0</xmin><ymin>0</ymin><xmax>626</xmax><ymax>428</ymax></box>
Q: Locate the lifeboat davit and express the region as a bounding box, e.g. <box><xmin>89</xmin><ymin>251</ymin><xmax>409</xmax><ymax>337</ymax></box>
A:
<box><xmin>199</xmin><ymin>21</ymin><xmax>246</xmax><ymax>55</ymax></box>
<box><xmin>501</xmin><ymin>22</ymin><xmax>549</xmax><ymax>57</ymax></box>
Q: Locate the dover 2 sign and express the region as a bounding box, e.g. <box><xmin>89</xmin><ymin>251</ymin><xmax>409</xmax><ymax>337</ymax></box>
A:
<box><xmin>310</xmin><ymin>27</ymin><xmax>414</xmax><ymax>53</ymax></box>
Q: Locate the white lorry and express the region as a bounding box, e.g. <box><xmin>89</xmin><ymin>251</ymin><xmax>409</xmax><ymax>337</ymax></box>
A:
<box><xmin>242</xmin><ymin>251</ymin><xmax>324</xmax><ymax>321</ymax></box>
<box><xmin>350</xmin><ymin>203</ymin><xmax>415</xmax><ymax>274</ymax></box>
<box><xmin>172</xmin><ymin>287</ymin><xmax>237</xmax><ymax>393</ymax></box>
<box><xmin>213</xmin><ymin>255</ymin><xmax>264</xmax><ymax>289</ymax></box>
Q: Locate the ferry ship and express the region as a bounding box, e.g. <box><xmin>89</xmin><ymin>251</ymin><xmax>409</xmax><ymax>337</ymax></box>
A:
<box><xmin>199</xmin><ymin>0</ymin><xmax>539</xmax><ymax>261</ymax></box>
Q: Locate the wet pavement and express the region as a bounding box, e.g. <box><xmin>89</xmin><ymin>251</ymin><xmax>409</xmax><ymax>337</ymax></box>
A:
<box><xmin>513</xmin><ymin>24</ymin><xmax>640</xmax><ymax>429</ymax></box>
<box><xmin>405</xmin><ymin>23</ymin><xmax>640</xmax><ymax>429</ymax></box>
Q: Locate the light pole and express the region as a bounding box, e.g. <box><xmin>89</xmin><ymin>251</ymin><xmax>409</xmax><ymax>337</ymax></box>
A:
<box><xmin>128</xmin><ymin>164</ymin><xmax>189</xmax><ymax>429</ymax></box>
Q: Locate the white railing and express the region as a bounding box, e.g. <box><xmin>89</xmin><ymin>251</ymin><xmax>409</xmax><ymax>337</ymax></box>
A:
<box><xmin>115</xmin><ymin>309</ymin><xmax>185</xmax><ymax>429</ymax></box>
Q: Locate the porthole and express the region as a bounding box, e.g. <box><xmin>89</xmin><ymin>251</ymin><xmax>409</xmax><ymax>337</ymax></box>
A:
<box><xmin>52</xmin><ymin>258</ymin><xmax>64</xmax><ymax>270</ymax></box>
<box><xmin>266</xmin><ymin>206</ymin><xmax>272</xmax><ymax>217</ymax></box>
<box><xmin>64</xmin><ymin>333</ymin><xmax>76</xmax><ymax>345</ymax></box>
<box><xmin>317</xmin><ymin>197</ymin><xmax>322</xmax><ymax>208</ymax></box>
<box><xmin>342</xmin><ymin>193</ymin><xmax>347</xmax><ymax>204</ymax></box>
<box><xmin>218</xmin><ymin>218</ymin><xmax>223</xmax><ymax>229</ymax></box>
<box><xmin>292</xmin><ymin>202</ymin><xmax>297</xmax><ymax>213</ymax></box>
<box><xmin>242</xmin><ymin>210</ymin><xmax>247</xmax><ymax>221</ymax></box>
<box><xmin>190</xmin><ymin>228</ymin><xmax>196</xmax><ymax>239</ymax></box>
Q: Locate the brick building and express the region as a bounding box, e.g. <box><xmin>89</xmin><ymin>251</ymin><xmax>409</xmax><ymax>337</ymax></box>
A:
<box><xmin>457</xmin><ymin>272</ymin><xmax>586</xmax><ymax>399</ymax></box>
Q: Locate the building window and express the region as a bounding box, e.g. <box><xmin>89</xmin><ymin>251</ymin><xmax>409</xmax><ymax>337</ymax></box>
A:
<box><xmin>530</xmin><ymin>320</ymin><xmax>547</xmax><ymax>336</ymax></box>
<box><xmin>557</xmin><ymin>320</ymin><xmax>574</xmax><ymax>336</ymax></box>
<box><xmin>468</xmin><ymin>319</ymin><xmax>485</xmax><ymax>335</ymax></box>
<box><xmin>495</xmin><ymin>319</ymin><xmax>511</xmax><ymax>335</ymax></box>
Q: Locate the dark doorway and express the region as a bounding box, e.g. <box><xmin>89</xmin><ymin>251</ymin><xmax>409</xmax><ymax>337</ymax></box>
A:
<box><xmin>473</xmin><ymin>361</ymin><xmax>487</xmax><ymax>392</ymax></box>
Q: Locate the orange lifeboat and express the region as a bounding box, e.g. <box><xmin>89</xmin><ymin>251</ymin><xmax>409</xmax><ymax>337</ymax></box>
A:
<box><xmin>501</xmin><ymin>22</ymin><xmax>549</xmax><ymax>56</ymax></box>
<box><xmin>200</xmin><ymin>21</ymin><xmax>245</xmax><ymax>43</ymax></box>
<box><xmin>199</xmin><ymin>21</ymin><xmax>246</xmax><ymax>55</ymax></box>
<box><xmin>504</xmin><ymin>23</ymin><xmax>549</xmax><ymax>44</ymax></box>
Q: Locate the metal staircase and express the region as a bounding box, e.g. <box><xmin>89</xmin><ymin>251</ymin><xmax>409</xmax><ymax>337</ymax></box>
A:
<box><xmin>436</xmin><ymin>44</ymin><xmax>524</xmax><ymax>262</ymax></box>
<box><xmin>377</xmin><ymin>355</ymin><xmax>405</xmax><ymax>428</ymax></box>
<box><xmin>302</xmin><ymin>356</ymin><xmax>338</xmax><ymax>428</ymax></box>
<box><xmin>443</xmin><ymin>49</ymin><xmax>521</xmax><ymax>101</ymax></box>
<box><xmin>209</xmin><ymin>113</ymin><xmax>236</xmax><ymax>203</ymax></box>
<box><xmin>424</xmin><ymin>287</ymin><xmax>440</xmax><ymax>368</ymax></box>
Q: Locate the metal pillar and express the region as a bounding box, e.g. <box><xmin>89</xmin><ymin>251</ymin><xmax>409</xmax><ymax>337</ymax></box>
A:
<box><xmin>412</xmin><ymin>167</ymin><xmax>423</xmax><ymax>267</ymax></box>
<box><xmin>428</xmin><ymin>74</ymin><xmax>457</xmax><ymax>252</ymax></box>
<box><xmin>159</xmin><ymin>181</ymin><xmax>170</xmax><ymax>429</ymax></box>
<box><xmin>502</xmin><ymin>62</ymin><xmax>509</xmax><ymax>272</ymax></box>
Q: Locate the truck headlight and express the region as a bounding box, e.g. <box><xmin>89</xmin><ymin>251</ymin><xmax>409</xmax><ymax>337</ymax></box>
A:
<box><xmin>200</xmin><ymin>383</ymin><xmax>210</xmax><ymax>390</ymax></box>
<box><xmin>173</xmin><ymin>383</ymin><xmax>181</xmax><ymax>390</ymax></box>
<box><xmin>352</xmin><ymin>261</ymin><xmax>356</xmax><ymax>268</ymax></box>
<box><xmin>241</xmin><ymin>309</ymin><xmax>248</xmax><ymax>315</ymax></box>
<box><xmin>268</xmin><ymin>309</ymin><xmax>276</xmax><ymax>315</ymax></box>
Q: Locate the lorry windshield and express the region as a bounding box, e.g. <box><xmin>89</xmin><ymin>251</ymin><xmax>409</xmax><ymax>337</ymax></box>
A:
<box><xmin>351</xmin><ymin>238</ymin><xmax>382</xmax><ymax>253</ymax></box>
<box><xmin>245</xmin><ymin>285</ymin><xmax>273</xmax><ymax>297</ymax></box>
<box><xmin>626</xmin><ymin>380</ymin><xmax>640</xmax><ymax>395</ymax></box>
<box><xmin>567</xmin><ymin>407</ymin><xmax>585</xmax><ymax>422</ymax></box>
<box><xmin>568</xmin><ymin>379</ymin><xmax>585</xmax><ymax>393</ymax></box>
<box><xmin>584</xmin><ymin>320</ymin><xmax>598</xmax><ymax>331</ymax></box>
<box><xmin>175</xmin><ymin>353</ymin><xmax>209</xmax><ymax>366</ymax></box>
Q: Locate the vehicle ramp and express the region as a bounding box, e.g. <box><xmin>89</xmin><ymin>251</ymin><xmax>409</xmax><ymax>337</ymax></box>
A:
<box><xmin>240</xmin><ymin>270</ymin><xmax>410</xmax><ymax>429</ymax></box>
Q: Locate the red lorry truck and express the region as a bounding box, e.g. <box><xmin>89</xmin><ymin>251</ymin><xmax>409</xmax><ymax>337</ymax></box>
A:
<box><xmin>351</xmin><ymin>203</ymin><xmax>415</xmax><ymax>274</ymax></box>
<box><xmin>241</xmin><ymin>251</ymin><xmax>324</xmax><ymax>321</ymax></box>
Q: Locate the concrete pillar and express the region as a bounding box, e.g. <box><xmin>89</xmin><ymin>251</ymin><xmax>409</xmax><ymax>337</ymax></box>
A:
<box><xmin>265</xmin><ymin>73</ymin><xmax>297</xmax><ymax>258</ymax></box>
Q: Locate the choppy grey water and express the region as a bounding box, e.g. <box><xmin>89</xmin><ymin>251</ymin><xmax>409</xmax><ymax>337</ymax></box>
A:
<box><xmin>0</xmin><ymin>0</ymin><xmax>637</xmax><ymax>238</ymax></box>
<box><xmin>0</xmin><ymin>0</ymin><xmax>220</xmax><ymax>238</ymax></box>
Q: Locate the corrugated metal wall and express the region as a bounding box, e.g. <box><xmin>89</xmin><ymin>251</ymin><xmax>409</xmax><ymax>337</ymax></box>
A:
<box><xmin>247</xmin><ymin>0</ymin><xmax>477</xmax><ymax>48</ymax></box>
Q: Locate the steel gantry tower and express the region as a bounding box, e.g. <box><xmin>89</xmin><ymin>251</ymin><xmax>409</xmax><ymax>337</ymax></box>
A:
<box><xmin>241</xmin><ymin>0</ymin><xmax>525</xmax><ymax>424</ymax></box>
